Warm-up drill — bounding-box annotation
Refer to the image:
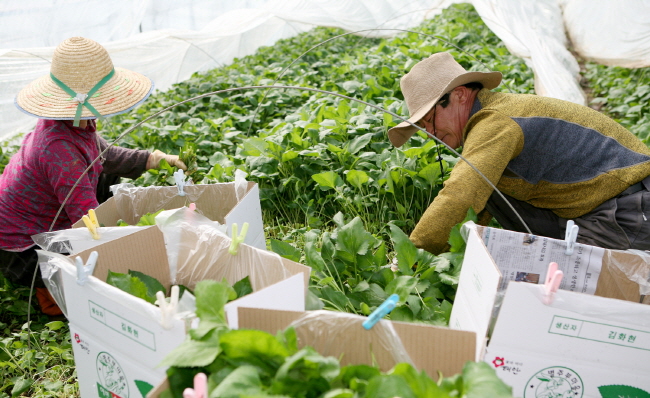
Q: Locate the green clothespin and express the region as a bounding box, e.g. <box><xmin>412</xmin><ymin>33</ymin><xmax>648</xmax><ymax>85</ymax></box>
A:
<box><xmin>228</xmin><ymin>222</ymin><xmax>249</xmax><ymax>255</ymax></box>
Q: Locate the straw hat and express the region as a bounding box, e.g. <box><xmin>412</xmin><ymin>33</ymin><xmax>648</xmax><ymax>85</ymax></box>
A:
<box><xmin>388</xmin><ymin>52</ymin><xmax>502</xmax><ymax>147</ymax></box>
<box><xmin>15</xmin><ymin>37</ymin><xmax>153</xmax><ymax>124</ymax></box>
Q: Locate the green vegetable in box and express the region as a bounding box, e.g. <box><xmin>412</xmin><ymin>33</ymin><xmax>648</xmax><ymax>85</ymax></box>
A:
<box><xmin>156</xmin><ymin>279</ymin><xmax>513</xmax><ymax>398</ymax></box>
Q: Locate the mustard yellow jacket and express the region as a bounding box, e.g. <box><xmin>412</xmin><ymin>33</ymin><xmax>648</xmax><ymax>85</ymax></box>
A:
<box><xmin>410</xmin><ymin>89</ymin><xmax>650</xmax><ymax>254</ymax></box>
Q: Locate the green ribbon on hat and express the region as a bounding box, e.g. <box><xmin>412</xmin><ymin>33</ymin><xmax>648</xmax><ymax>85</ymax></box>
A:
<box><xmin>50</xmin><ymin>69</ymin><xmax>115</xmax><ymax>126</ymax></box>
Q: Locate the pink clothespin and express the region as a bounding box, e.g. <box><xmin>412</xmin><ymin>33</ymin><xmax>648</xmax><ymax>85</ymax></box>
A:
<box><xmin>543</xmin><ymin>262</ymin><xmax>563</xmax><ymax>305</ymax></box>
<box><xmin>182</xmin><ymin>372</ymin><xmax>207</xmax><ymax>398</ymax></box>
<box><xmin>188</xmin><ymin>203</ymin><xmax>196</xmax><ymax>211</ymax></box>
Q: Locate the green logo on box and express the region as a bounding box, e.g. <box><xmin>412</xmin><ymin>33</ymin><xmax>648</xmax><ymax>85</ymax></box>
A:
<box><xmin>524</xmin><ymin>366</ymin><xmax>583</xmax><ymax>398</ymax></box>
<box><xmin>96</xmin><ymin>351</ymin><xmax>129</xmax><ymax>398</ymax></box>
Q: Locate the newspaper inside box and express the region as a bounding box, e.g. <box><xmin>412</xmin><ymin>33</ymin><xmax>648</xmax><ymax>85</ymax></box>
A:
<box><xmin>450</xmin><ymin>221</ymin><xmax>650</xmax><ymax>361</ymax></box>
<box><xmin>41</xmin><ymin>219</ymin><xmax>310</xmax><ymax>398</ymax></box>
<box><xmin>486</xmin><ymin>281</ymin><xmax>650</xmax><ymax>397</ymax></box>
<box><xmin>71</xmin><ymin>181</ymin><xmax>266</xmax><ymax>250</ymax></box>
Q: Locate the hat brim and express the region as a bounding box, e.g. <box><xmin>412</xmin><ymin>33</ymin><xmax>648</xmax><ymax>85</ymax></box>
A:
<box><xmin>14</xmin><ymin>67</ymin><xmax>154</xmax><ymax>120</ymax></box>
<box><xmin>388</xmin><ymin>70</ymin><xmax>502</xmax><ymax>147</ymax></box>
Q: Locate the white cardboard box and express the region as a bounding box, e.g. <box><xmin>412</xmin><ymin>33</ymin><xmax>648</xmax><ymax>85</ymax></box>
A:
<box><xmin>485</xmin><ymin>281</ymin><xmax>650</xmax><ymax>397</ymax></box>
<box><xmin>49</xmin><ymin>222</ymin><xmax>310</xmax><ymax>398</ymax></box>
<box><xmin>450</xmin><ymin>222</ymin><xmax>650</xmax><ymax>361</ymax></box>
<box><xmin>72</xmin><ymin>181</ymin><xmax>266</xmax><ymax>250</ymax></box>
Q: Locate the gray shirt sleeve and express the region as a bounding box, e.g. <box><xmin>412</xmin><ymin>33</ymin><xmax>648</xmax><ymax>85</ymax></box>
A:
<box><xmin>97</xmin><ymin>136</ymin><xmax>150</xmax><ymax>179</ymax></box>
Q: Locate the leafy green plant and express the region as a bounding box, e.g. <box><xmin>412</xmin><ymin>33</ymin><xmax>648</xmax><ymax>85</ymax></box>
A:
<box><xmin>99</xmin><ymin>3</ymin><xmax>534</xmax><ymax>237</ymax></box>
<box><xmin>270</xmin><ymin>209</ymin><xmax>477</xmax><ymax>326</ymax></box>
<box><xmin>105</xmin><ymin>268</ymin><xmax>254</xmax><ymax>305</ymax></box>
<box><xmin>0</xmin><ymin>274</ymin><xmax>77</xmax><ymax>398</ymax></box>
<box><xmin>582</xmin><ymin>63</ymin><xmax>650</xmax><ymax>142</ymax></box>
<box><xmin>116</xmin><ymin>209</ymin><xmax>164</xmax><ymax>226</ymax></box>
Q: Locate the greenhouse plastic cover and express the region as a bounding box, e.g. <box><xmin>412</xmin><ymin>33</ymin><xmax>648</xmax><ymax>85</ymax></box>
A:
<box><xmin>1</xmin><ymin>0</ymin><xmax>649</xmax><ymax>141</ymax></box>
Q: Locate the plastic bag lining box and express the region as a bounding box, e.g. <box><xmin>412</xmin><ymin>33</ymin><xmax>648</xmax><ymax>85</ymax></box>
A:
<box><xmin>450</xmin><ymin>222</ymin><xmax>650</xmax><ymax>362</ymax></box>
<box><xmin>59</xmin><ymin>224</ymin><xmax>310</xmax><ymax>398</ymax></box>
<box><xmin>145</xmin><ymin>307</ymin><xmax>477</xmax><ymax>398</ymax></box>
<box><xmin>72</xmin><ymin>181</ymin><xmax>266</xmax><ymax>250</ymax></box>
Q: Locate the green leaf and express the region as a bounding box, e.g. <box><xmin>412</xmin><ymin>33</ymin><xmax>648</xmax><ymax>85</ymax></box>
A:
<box><xmin>364</xmin><ymin>374</ymin><xmax>417</xmax><ymax>398</ymax></box>
<box><xmin>418</xmin><ymin>163</ymin><xmax>442</xmax><ymax>185</ymax></box>
<box><xmin>318</xmin><ymin>276</ymin><xmax>335</xmax><ymax>286</ymax></box>
<box><xmin>388</xmin><ymin>363</ymin><xmax>442</xmax><ymax>396</ymax></box>
<box><xmin>129</xmin><ymin>269</ymin><xmax>166</xmax><ymax>298</ymax></box>
<box><xmin>136</xmin><ymin>209</ymin><xmax>164</xmax><ymax>226</ymax></box>
<box><xmin>448</xmin><ymin>207</ymin><xmax>478</xmax><ymax>252</ymax></box>
<box><xmin>346</xmin><ymin>169</ymin><xmax>369</xmax><ymax>189</ymax></box>
<box><xmin>305</xmin><ymin>238</ymin><xmax>327</xmax><ymax>273</ymax></box>
<box><xmin>272</xmin><ymin>347</ymin><xmax>340</xmax><ymax>396</ymax></box>
<box><xmin>269</xmin><ymin>239</ymin><xmax>302</xmax><ymax>262</ymax></box>
<box><xmin>347</xmin><ymin>133</ymin><xmax>373</xmax><ymax>155</ymax></box>
<box><xmin>210</xmin><ymin>365</ymin><xmax>264</xmax><ymax>398</ymax></box>
<box><xmin>219</xmin><ymin>329</ymin><xmax>290</xmax><ymax>373</ymax></box>
<box><xmin>233</xmin><ymin>276</ymin><xmax>253</xmax><ymax>298</ymax></box>
<box><xmin>390</xmin><ymin>305</ymin><xmax>414</xmax><ymax>322</ymax></box>
<box><xmin>194</xmin><ymin>280</ymin><xmax>234</xmax><ymax>326</ymax></box>
<box><xmin>313</xmin><ymin>171</ymin><xmax>343</xmax><ymax>190</ymax></box>
<box><xmin>11</xmin><ymin>377</ymin><xmax>33</xmax><ymax>397</ymax></box>
<box><xmin>321</xmin><ymin>286</ymin><xmax>352</xmax><ymax>311</ymax></box>
<box><xmin>459</xmin><ymin>361</ymin><xmax>513</xmax><ymax>398</ymax></box>
<box><xmin>598</xmin><ymin>384</ymin><xmax>650</xmax><ymax>398</ymax></box>
<box><xmin>158</xmin><ymin>339</ymin><xmax>221</xmax><ymax>367</ymax></box>
<box><xmin>385</xmin><ymin>276</ymin><xmax>418</xmax><ymax>302</ymax></box>
<box><xmin>388</xmin><ymin>222</ymin><xmax>416</xmax><ymax>275</ymax></box>
<box><xmin>106</xmin><ymin>270</ymin><xmax>155</xmax><ymax>303</ymax></box>
<box><xmin>342</xmin><ymin>80</ymin><xmax>362</xmax><ymax>92</ymax></box>
<box><xmin>322</xmin><ymin>389</ymin><xmax>356</xmax><ymax>398</ymax></box>
<box><xmin>336</xmin><ymin>217</ymin><xmax>375</xmax><ymax>257</ymax></box>
<box><xmin>45</xmin><ymin>320</ymin><xmax>66</xmax><ymax>331</ymax></box>
<box><xmin>42</xmin><ymin>380</ymin><xmax>64</xmax><ymax>391</ymax></box>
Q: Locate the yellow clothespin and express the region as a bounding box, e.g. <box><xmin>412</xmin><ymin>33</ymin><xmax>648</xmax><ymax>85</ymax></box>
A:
<box><xmin>228</xmin><ymin>222</ymin><xmax>249</xmax><ymax>255</ymax></box>
<box><xmin>81</xmin><ymin>209</ymin><xmax>101</xmax><ymax>240</ymax></box>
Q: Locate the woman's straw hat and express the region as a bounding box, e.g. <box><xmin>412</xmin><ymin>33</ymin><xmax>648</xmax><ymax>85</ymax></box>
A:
<box><xmin>388</xmin><ymin>52</ymin><xmax>502</xmax><ymax>147</ymax></box>
<box><xmin>15</xmin><ymin>37</ymin><xmax>153</xmax><ymax>123</ymax></box>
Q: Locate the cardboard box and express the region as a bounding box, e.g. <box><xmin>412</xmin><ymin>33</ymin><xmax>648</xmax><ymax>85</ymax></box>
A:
<box><xmin>237</xmin><ymin>307</ymin><xmax>476</xmax><ymax>378</ymax></box>
<box><xmin>485</xmin><ymin>281</ymin><xmax>650</xmax><ymax>397</ymax></box>
<box><xmin>55</xmin><ymin>223</ymin><xmax>310</xmax><ymax>398</ymax></box>
<box><xmin>450</xmin><ymin>222</ymin><xmax>650</xmax><ymax>362</ymax></box>
<box><xmin>146</xmin><ymin>307</ymin><xmax>477</xmax><ymax>398</ymax></box>
<box><xmin>72</xmin><ymin>181</ymin><xmax>266</xmax><ymax>250</ymax></box>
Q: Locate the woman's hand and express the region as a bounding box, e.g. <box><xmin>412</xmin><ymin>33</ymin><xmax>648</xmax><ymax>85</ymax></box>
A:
<box><xmin>146</xmin><ymin>149</ymin><xmax>188</xmax><ymax>170</ymax></box>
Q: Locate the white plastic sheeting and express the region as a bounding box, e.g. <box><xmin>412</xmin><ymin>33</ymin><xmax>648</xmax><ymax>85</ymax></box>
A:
<box><xmin>561</xmin><ymin>0</ymin><xmax>650</xmax><ymax>68</ymax></box>
<box><xmin>1</xmin><ymin>0</ymin><xmax>649</xmax><ymax>141</ymax></box>
<box><xmin>472</xmin><ymin>0</ymin><xmax>585</xmax><ymax>104</ymax></box>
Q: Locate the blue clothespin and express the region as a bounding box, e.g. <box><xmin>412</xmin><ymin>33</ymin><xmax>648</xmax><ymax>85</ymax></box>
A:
<box><xmin>174</xmin><ymin>169</ymin><xmax>187</xmax><ymax>197</ymax></box>
<box><xmin>362</xmin><ymin>294</ymin><xmax>399</xmax><ymax>330</ymax></box>
<box><xmin>75</xmin><ymin>251</ymin><xmax>98</xmax><ymax>285</ymax></box>
<box><xmin>228</xmin><ymin>222</ymin><xmax>249</xmax><ymax>255</ymax></box>
<box><xmin>565</xmin><ymin>220</ymin><xmax>579</xmax><ymax>255</ymax></box>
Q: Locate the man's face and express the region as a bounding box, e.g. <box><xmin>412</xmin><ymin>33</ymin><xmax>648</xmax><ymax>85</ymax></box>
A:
<box><xmin>417</xmin><ymin>89</ymin><xmax>465</xmax><ymax>149</ymax></box>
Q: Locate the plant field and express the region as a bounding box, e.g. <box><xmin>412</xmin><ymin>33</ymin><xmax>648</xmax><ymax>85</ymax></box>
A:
<box><xmin>1</xmin><ymin>3</ymin><xmax>648</xmax><ymax>397</ymax></box>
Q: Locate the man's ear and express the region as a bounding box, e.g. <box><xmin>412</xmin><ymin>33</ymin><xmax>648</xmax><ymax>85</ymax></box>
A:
<box><xmin>454</xmin><ymin>86</ymin><xmax>472</xmax><ymax>104</ymax></box>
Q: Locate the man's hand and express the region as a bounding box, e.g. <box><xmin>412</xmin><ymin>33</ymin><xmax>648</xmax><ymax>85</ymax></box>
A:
<box><xmin>147</xmin><ymin>149</ymin><xmax>188</xmax><ymax>170</ymax></box>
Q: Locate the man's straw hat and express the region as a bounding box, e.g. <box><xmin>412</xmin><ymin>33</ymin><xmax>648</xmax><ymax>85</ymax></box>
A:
<box><xmin>15</xmin><ymin>37</ymin><xmax>153</xmax><ymax>124</ymax></box>
<box><xmin>388</xmin><ymin>52</ymin><xmax>502</xmax><ymax>147</ymax></box>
